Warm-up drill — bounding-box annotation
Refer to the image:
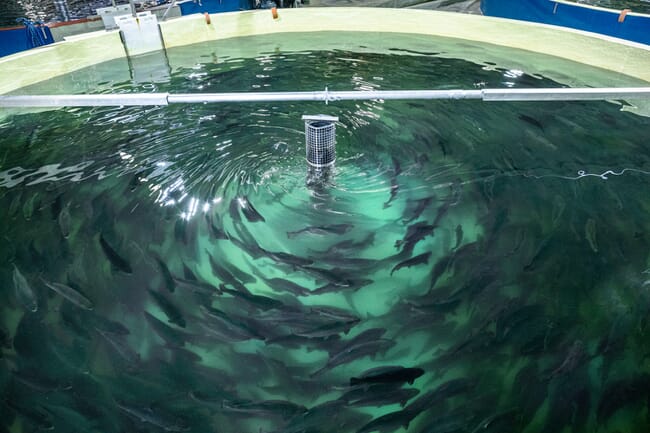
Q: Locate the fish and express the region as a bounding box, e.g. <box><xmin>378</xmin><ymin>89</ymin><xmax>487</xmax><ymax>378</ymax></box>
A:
<box><xmin>453</xmin><ymin>224</ymin><xmax>463</xmax><ymax>250</ymax></box>
<box><xmin>182</xmin><ymin>263</ymin><xmax>197</xmax><ymax>281</ymax></box>
<box><xmin>585</xmin><ymin>218</ymin><xmax>598</xmax><ymax>253</ymax></box>
<box><xmin>153</xmin><ymin>255</ymin><xmax>176</xmax><ymax>293</ymax></box>
<box><xmin>312</xmin><ymin>339</ymin><xmax>395</xmax><ymax>377</ymax></box>
<box><xmin>173</xmin><ymin>277</ymin><xmax>218</xmax><ymax>295</ymax></box>
<box><xmin>99</xmin><ymin>234</ymin><xmax>133</xmax><ymax>274</ymax></box>
<box><xmin>199</xmin><ymin>305</ymin><xmax>265</xmax><ymax>342</ymax></box>
<box><xmin>519</xmin><ymin>114</ymin><xmax>544</xmax><ymax>131</ymax></box>
<box><xmin>546</xmin><ymin>340</ymin><xmax>586</xmax><ymax>379</ymax></box>
<box><xmin>97</xmin><ymin>329</ymin><xmax>141</xmax><ymax>365</ymax></box>
<box><xmin>596</xmin><ymin>374</ymin><xmax>650</xmax><ymax>423</ymax></box>
<box><xmin>222</xmin><ymin>260</ymin><xmax>256</xmax><ymax>284</ymax></box>
<box><xmin>318</xmin><ymin>256</ymin><xmax>380</xmax><ymax>270</ymax></box>
<box><xmin>287</xmin><ymin>224</ymin><xmax>353</xmax><ymax>238</ymax></box>
<box><xmin>355</xmin><ymin>406</ymin><xmax>418</xmax><ymax>433</ymax></box>
<box><xmin>311</xmin><ymin>278</ymin><xmax>373</xmax><ymax>295</ymax></box>
<box><xmin>58</xmin><ymin>202</ymin><xmax>71</xmax><ymax>239</ymax></box>
<box><xmin>144</xmin><ymin>311</ymin><xmax>189</xmax><ymax>347</ymax></box>
<box><xmin>299</xmin><ymin>266</ymin><xmax>355</xmax><ymax>287</ymax></box>
<box><xmin>114</xmin><ymin>400</ymin><xmax>189</xmax><ymax>432</ymax></box>
<box><xmin>238</xmin><ymin>196</ymin><xmax>265</xmax><ymax>223</ymax></box>
<box><xmin>12</xmin><ymin>369</ymin><xmax>71</xmax><ymax>393</ymax></box>
<box><xmin>290</xmin><ymin>318</ymin><xmax>360</xmax><ymax>339</ymax></box>
<box><xmin>471</xmin><ymin>408</ymin><xmax>522</xmax><ymax>433</ymax></box>
<box><xmin>265</xmin><ymin>277</ymin><xmax>311</xmax><ymax>296</ymax></box>
<box><xmin>383</xmin><ymin>156</ymin><xmax>401</xmax><ymax>209</ymax></box>
<box><xmin>219</xmin><ymin>285</ymin><xmax>285</xmax><ymax>311</ymax></box>
<box><xmin>4</xmin><ymin>399</ymin><xmax>53</xmax><ymax>430</ymax></box>
<box><xmin>551</xmin><ymin>195</ymin><xmax>566</xmax><ymax>227</ymax></box>
<box><xmin>22</xmin><ymin>192</ymin><xmax>39</xmax><ymax>221</ymax></box>
<box><xmin>316</xmin><ymin>232</ymin><xmax>377</xmax><ymax>255</ymax></box>
<box><xmin>42</xmin><ymin>279</ymin><xmax>94</xmax><ymax>310</ymax></box>
<box><xmin>394</xmin><ymin>222</ymin><xmax>435</xmax><ymax>254</ymax></box>
<box><xmin>340</xmin><ymin>384</ymin><xmax>420</xmax><ymax>408</ymax></box>
<box><xmin>221</xmin><ymin>399</ymin><xmax>307</xmax><ymax>420</ymax></box>
<box><xmin>147</xmin><ymin>289</ymin><xmax>186</xmax><ymax>328</ymax></box>
<box><xmin>350</xmin><ymin>366</ymin><xmax>424</xmax><ymax>386</ymax></box>
<box><xmin>229</xmin><ymin>199</ymin><xmax>242</xmax><ymax>222</ymax></box>
<box><xmin>206</xmin><ymin>251</ymin><xmax>248</xmax><ymax>291</ymax></box>
<box><xmin>12</xmin><ymin>264</ymin><xmax>38</xmax><ymax>313</ymax></box>
<box><xmin>280</xmin><ymin>400</ymin><xmax>371</xmax><ymax>433</ymax></box>
<box><xmin>402</xmin><ymin>196</ymin><xmax>434</xmax><ymax>224</ymax></box>
<box><xmin>260</xmin><ymin>247</ymin><xmax>314</xmax><ymax>268</ymax></box>
<box><xmin>391</xmin><ymin>252</ymin><xmax>432</xmax><ymax>276</ymax></box>
<box><xmin>205</xmin><ymin>214</ymin><xmax>229</xmax><ymax>240</ymax></box>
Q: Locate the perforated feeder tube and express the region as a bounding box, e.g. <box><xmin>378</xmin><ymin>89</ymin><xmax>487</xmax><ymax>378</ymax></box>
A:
<box><xmin>303</xmin><ymin>115</ymin><xmax>339</xmax><ymax>168</ymax></box>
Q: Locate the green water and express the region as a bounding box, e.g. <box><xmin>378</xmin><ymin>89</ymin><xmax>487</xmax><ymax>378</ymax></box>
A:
<box><xmin>1</xmin><ymin>35</ymin><xmax>650</xmax><ymax>433</ymax></box>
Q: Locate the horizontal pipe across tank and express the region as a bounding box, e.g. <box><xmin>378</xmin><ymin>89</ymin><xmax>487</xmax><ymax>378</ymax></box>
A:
<box><xmin>1</xmin><ymin>88</ymin><xmax>650</xmax><ymax>107</ymax></box>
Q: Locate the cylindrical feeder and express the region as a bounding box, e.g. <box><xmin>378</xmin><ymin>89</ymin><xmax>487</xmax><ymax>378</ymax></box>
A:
<box><xmin>302</xmin><ymin>114</ymin><xmax>339</xmax><ymax>167</ymax></box>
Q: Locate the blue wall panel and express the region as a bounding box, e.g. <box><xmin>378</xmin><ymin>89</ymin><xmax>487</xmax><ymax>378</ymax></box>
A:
<box><xmin>481</xmin><ymin>0</ymin><xmax>650</xmax><ymax>46</ymax></box>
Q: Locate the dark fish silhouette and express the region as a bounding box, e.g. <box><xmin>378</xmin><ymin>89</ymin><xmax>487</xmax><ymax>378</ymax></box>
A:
<box><xmin>199</xmin><ymin>305</ymin><xmax>265</xmax><ymax>342</ymax></box>
<box><xmin>340</xmin><ymin>384</ymin><xmax>420</xmax><ymax>408</ymax></box>
<box><xmin>229</xmin><ymin>199</ymin><xmax>242</xmax><ymax>222</ymax></box>
<box><xmin>42</xmin><ymin>279</ymin><xmax>94</xmax><ymax>311</ymax></box>
<box><xmin>99</xmin><ymin>234</ymin><xmax>132</xmax><ymax>274</ymax></box>
<box><xmin>147</xmin><ymin>289</ymin><xmax>186</xmax><ymax>328</ymax></box>
<box><xmin>403</xmin><ymin>196</ymin><xmax>434</xmax><ymax>224</ymax></box>
<box><xmin>453</xmin><ymin>224</ymin><xmax>463</xmax><ymax>250</ymax></box>
<box><xmin>205</xmin><ymin>214</ymin><xmax>229</xmax><ymax>240</ymax></box>
<box><xmin>350</xmin><ymin>366</ymin><xmax>425</xmax><ymax>386</ymax></box>
<box><xmin>12</xmin><ymin>264</ymin><xmax>38</xmax><ymax>313</ymax></box>
<box><xmin>153</xmin><ymin>255</ymin><xmax>175</xmax><ymax>293</ymax></box>
<box><xmin>239</xmin><ymin>196</ymin><xmax>266</xmax><ymax>223</ymax></box>
<box><xmin>300</xmin><ymin>266</ymin><xmax>355</xmax><ymax>287</ymax></box>
<box><xmin>519</xmin><ymin>114</ymin><xmax>544</xmax><ymax>130</ymax></box>
<box><xmin>144</xmin><ymin>311</ymin><xmax>189</xmax><ymax>347</ymax></box>
<box><xmin>260</xmin><ymin>248</ymin><xmax>314</xmax><ymax>267</ymax></box>
<box><xmin>314</xmin><ymin>232</ymin><xmax>376</xmax><ymax>256</ymax></box>
<box><xmin>311</xmin><ymin>278</ymin><xmax>373</xmax><ymax>295</ymax></box>
<box><xmin>221</xmin><ymin>399</ymin><xmax>307</xmax><ymax>420</ymax></box>
<box><xmin>114</xmin><ymin>400</ymin><xmax>189</xmax><ymax>432</ymax></box>
<box><xmin>391</xmin><ymin>252</ymin><xmax>432</xmax><ymax>276</ymax></box>
<box><xmin>287</xmin><ymin>224</ymin><xmax>353</xmax><ymax>238</ymax></box>
<box><xmin>97</xmin><ymin>329</ymin><xmax>141</xmax><ymax>365</ymax></box>
<box><xmin>220</xmin><ymin>285</ymin><xmax>285</xmax><ymax>311</ymax></box>
<box><xmin>265</xmin><ymin>277</ymin><xmax>311</xmax><ymax>296</ymax></box>
<box><xmin>312</xmin><ymin>339</ymin><xmax>394</xmax><ymax>377</ymax></box>
<box><xmin>546</xmin><ymin>340</ymin><xmax>586</xmax><ymax>379</ymax></box>
<box><xmin>356</xmin><ymin>406</ymin><xmax>417</xmax><ymax>433</ymax></box>
<box><xmin>58</xmin><ymin>202</ymin><xmax>71</xmax><ymax>239</ymax></box>
<box><xmin>597</xmin><ymin>374</ymin><xmax>650</xmax><ymax>423</ymax></box>
<box><xmin>206</xmin><ymin>250</ymin><xmax>247</xmax><ymax>291</ymax></box>
<box><xmin>383</xmin><ymin>156</ymin><xmax>401</xmax><ymax>209</ymax></box>
<box><xmin>394</xmin><ymin>222</ymin><xmax>435</xmax><ymax>254</ymax></box>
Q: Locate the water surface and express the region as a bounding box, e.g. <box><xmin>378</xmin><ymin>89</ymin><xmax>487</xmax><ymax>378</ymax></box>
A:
<box><xmin>1</xmin><ymin>35</ymin><xmax>650</xmax><ymax>433</ymax></box>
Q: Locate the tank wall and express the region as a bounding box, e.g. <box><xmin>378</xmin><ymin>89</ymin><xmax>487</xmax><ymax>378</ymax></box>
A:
<box><xmin>1</xmin><ymin>8</ymin><xmax>649</xmax><ymax>96</ymax></box>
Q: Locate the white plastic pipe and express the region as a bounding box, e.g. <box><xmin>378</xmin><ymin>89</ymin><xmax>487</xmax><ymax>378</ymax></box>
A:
<box><xmin>1</xmin><ymin>88</ymin><xmax>650</xmax><ymax>107</ymax></box>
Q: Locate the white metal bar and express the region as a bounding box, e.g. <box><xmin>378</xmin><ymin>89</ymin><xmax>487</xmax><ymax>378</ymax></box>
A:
<box><xmin>0</xmin><ymin>94</ymin><xmax>169</xmax><ymax>107</ymax></box>
<box><xmin>1</xmin><ymin>88</ymin><xmax>650</xmax><ymax>108</ymax></box>
<box><xmin>482</xmin><ymin>87</ymin><xmax>650</xmax><ymax>101</ymax></box>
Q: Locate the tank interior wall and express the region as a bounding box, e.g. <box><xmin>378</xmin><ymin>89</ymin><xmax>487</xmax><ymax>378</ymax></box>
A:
<box><xmin>1</xmin><ymin>8</ymin><xmax>649</xmax><ymax>96</ymax></box>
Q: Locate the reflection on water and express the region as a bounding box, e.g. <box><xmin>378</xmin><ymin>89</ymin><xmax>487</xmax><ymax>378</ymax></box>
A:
<box><xmin>1</xmin><ymin>43</ymin><xmax>650</xmax><ymax>433</ymax></box>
